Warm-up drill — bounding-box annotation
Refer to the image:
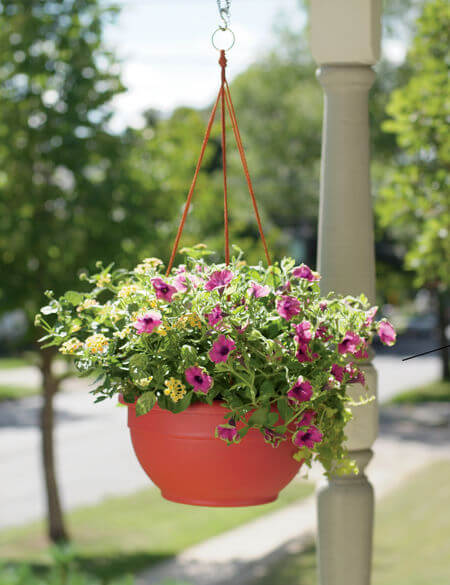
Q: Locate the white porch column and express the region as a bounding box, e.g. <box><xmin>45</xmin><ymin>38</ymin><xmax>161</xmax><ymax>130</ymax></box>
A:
<box><xmin>310</xmin><ymin>2</ymin><xmax>382</xmax><ymax>584</ymax></box>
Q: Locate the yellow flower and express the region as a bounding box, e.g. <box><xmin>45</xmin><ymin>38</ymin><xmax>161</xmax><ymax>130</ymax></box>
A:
<box><xmin>59</xmin><ymin>338</ymin><xmax>83</xmax><ymax>355</ymax></box>
<box><xmin>137</xmin><ymin>376</ymin><xmax>153</xmax><ymax>388</ymax></box>
<box><xmin>85</xmin><ymin>334</ymin><xmax>109</xmax><ymax>354</ymax></box>
<box><xmin>156</xmin><ymin>325</ymin><xmax>168</xmax><ymax>336</ymax></box>
<box><xmin>176</xmin><ymin>313</ymin><xmax>202</xmax><ymax>329</ymax></box>
<box><xmin>134</xmin><ymin>257</ymin><xmax>164</xmax><ymax>274</ymax></box>
<box><xmin>164</xmin><ymin>377</ymin><xmax>187</xmax><ymax>402</ymax></box>
<box><xmin>118</xmin><ymin>284</ymin><xmax>142</xmax><ymax>299</ymax></box>
<box><xmin>77</xmin><ymin>298</ymin><xmax>99</xmax><ymax>313</ymax></box>
<box><xmin>113</xmin><ymin>325</ymin><xmax>132</xmax><ymax>339</ymax></box>
<box><xmin>98</xmin><ymin>273</ymin><xmax>111</xmax><ymax>287</ymax></box>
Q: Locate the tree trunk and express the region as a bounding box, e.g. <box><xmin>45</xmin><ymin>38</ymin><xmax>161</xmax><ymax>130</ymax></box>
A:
<box><xmin>437</xmin><ymin>291</ymin><xmax>450</xmax><ymax>381</ymax></box>
<box><xmin>39</xmin><ymin>347</ymin><xmax>69</xmax><ymax>543</ymax></box>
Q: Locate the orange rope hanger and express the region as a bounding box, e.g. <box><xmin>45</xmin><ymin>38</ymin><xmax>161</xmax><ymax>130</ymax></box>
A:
<box><xmin>165</xmin><ymin>41</ymin><xmax>272</xmax><ymax>276</ymax></box>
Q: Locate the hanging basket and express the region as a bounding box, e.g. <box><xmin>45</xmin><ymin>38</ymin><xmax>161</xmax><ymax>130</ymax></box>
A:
<box><xmin>37</xmin><ymin>19</ymin><xmax>396</xmax><ymax>510</ymax></box>
<box><xmin>119</xmin><ymin>395</ymin><xmax>302</xmax><ymax>506</ymax></box>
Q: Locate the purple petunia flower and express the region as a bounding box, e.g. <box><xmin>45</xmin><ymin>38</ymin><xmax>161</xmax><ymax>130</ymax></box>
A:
<box><xmin>205</xmin><ymin>269</ymin><xmax>233</xmax><ymax>292</ymax></box>
<box><xmin>297</xmin><ymin>409</ymin><xmax>316</xmax><ymax>427</ymax></box>
<box><xmin>276</xmin><ymin>295</ymin><xmax>301</xmax><ymax>321</ymax></box>
<box><xmin>151</xmin><ymin>278</ymin><xmax>178</xmax><ymax>303</ymax></box>
<box><xmin>315</xmin><ymin>325</ymin><xmax>332</xmax><ymax>342</ymax></box>
<box><xmin>338</xmin><ymin>331</ymin><xmax>363</xmax><ymax>355</ymax></box>
<box><xmin>248</xmin><ymin>282</ymin><xmax>270</xmax><ymax>298</ymax></box>
<box><xmin>293</xmin><ymin>425</ymin><xmax>323</xmax><ymax>449</ymax></box>
<box><xmin>263</xmin><ymin>427</ymin><xmax>285</xmax><ymax>447</ymax></box>
<box><xmin>292</xmin><ymin>264</ymin><xmax>318</xmax><ymax>282</ymax></box>
<box><xmin>295</xmin><ymin>343</ymin><xmax>318</xmax><ymax>363</ymax></box>
<box><xmin>287</xmin><ymin>377</ymin><xmax>313</xmax><ymax>403</ymax></box>
<box><xmin>354</xmin><ymin>341</ymin><xmax>369</xmax><ymax>360</ymax></box>
<box><xmin>216</xmin><ymin>423</ymin><xmax>238</xmax><ymax>443</ymax></box>
<box><xmin>205</xmin><ymin>304</ymin><xmax>223</xmax><ymax>327</ymax></box>
<box><xmin>293</xmin><ymin>321</ymin><xmax>312</xmax><ymax>344</ymax></box>
<box><xmin>319</xmin><ymin>301</ymin><xmax>327</xmax><ymax>312</ymax></box>
<box><xmin>346</xmin><ymin>362</ymin><xmax>366</xmax><ymax>385</ymax></box>
<box><xmin>132</xmin><ymin>311</ymin><xmax>162</xmax><ymax>334</ymax></box>
<box><xmin>209</xmin><ymin>335</ymin><xmax>236</xmax><ymax>363</ymax></box>
<box><xmin>378</xmin><ymin>321</ymin><xmax>396</xmax><ymax>346</ymax></box>
<box><xmin>185</xmin><ymin>366</ymin><xmax>213</xmax><ymax>393</ymax></box>
<box><xmin>331</xmin><ymin>363</ymin><xmax>345</xmax><ymax>383</ymax></box>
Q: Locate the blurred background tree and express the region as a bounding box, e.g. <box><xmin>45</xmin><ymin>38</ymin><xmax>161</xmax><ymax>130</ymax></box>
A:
<box><xmin>377</xmin><ymin>0</ymin><xmax>450</xmax><ymax>379</ymax></box>
<box><xmin>0</xmin><ymin>0</ymin><xmax>177</xmax><ymax>543</ymax></box>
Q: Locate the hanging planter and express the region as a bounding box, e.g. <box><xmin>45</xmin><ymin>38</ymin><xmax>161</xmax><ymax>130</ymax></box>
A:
<box><xmin>37</xmin><ymin>5</ymin><xmax>397</xmax><ymax>507</ymax></box>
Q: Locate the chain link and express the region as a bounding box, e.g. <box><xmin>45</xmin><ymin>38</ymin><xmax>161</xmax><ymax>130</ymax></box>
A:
<box><xmin>216</xmin><ymin>0</ymin><xmax>231</xmax><ymax>29</ymax></box>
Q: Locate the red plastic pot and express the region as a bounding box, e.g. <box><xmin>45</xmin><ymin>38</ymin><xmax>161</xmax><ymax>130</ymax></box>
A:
<box><xmin>119</xmin><ymin>396</ymin><xmax>303</xmax><ymax>507</ymax></box>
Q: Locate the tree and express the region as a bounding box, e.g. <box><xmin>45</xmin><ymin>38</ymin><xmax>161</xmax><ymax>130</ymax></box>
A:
<box><xmin>0</xmin><ymin>0</ymin><xmax>172</xmax><ymax>542</ymax></box>
<box><xmin>377</xmin><ymin>0</ymin><xmax>450</xmax><ymax>378</ymax></box>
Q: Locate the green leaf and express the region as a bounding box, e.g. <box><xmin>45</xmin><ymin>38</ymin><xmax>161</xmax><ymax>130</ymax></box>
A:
<box><xmin>277</xmin><ymin>397</ymin><xmax>293</xmax><ymax>423</ymax></box>
<box><xmin>260</xmin><ymin>380</ymin><xmax>275</xmax><ymax>395</ymax></box>
<box><xmin>248</xmin><ymin>406</ymin><xmax>269</xmax><ymax>426</ymax></box>
<box><xmin>64</xmin><ymin>291</ymin><xmax>84</xmax><ymax>306</ymax></box>
<box><xmin>136</xmin><ymin>392</ymin><xmax>156</xmax><ymax>416</ymax></box>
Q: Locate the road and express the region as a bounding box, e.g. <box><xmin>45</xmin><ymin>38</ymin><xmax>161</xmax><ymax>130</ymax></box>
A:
<box><xmin>0</xmin><ymin>353</ymin><xmax>441</xmax><ymax>529</ymax></box>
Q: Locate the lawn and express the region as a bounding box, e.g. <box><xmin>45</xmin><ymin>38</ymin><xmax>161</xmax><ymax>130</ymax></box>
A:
<box><xmin>0</xmin><ymin>384</ymin><xmax>39</xmax><ymax>402</ymax></box>
<box><xmin>0</xmin><ymin>356</ymin><xmax>31</xmax><ymax>369</ymax></box>
<box><xmin>389</xmin><ymin>379</ymin><xmax>450</xmax><ymax>405</ymax></box>
<box><xmin>250</xmin><ymin>460</ymin><xmax>450</xmax><ymax>585</ymax></box>
<box><xmin>0</xmin><ymin>479</ymin><xmax>314</xmax><ymax>581</ymax></box>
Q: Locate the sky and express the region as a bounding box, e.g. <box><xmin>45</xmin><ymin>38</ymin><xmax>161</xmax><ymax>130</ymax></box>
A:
<box><xmin>105</xmin><ymin>0</ymin><xmax>306</xmax><ymax>130</ymax></box>
<box><xmin>105</xmin><ymin>0</ymin><xmax>407</xmax><ymax>131</ymax></box>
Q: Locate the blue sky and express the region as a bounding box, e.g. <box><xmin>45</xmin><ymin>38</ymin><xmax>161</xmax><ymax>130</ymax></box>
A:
<box><xmin>105</xmin><ymin>0</ymin><xmax>306</xmax><ymax>129</ymax></box>
<box><xmin>105</xmin><ymin>0</ymin><xmax>406</xmax><ymax>130</ymax></box>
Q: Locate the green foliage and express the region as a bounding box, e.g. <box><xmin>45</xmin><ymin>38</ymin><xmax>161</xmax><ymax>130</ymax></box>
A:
<box><xmin>0</xmin><ymin>0</ymin><xmax>175</xmax><ymax>329</ymax></box>
<box><xmin>38</xmin><ymin>248</ymin><xmax>396</xmax><ymax>475</ymax></box>
<box><xmin>377</xmin><ymin>0</ymin><xmax>450</xmax><ymax>289</ymax></box>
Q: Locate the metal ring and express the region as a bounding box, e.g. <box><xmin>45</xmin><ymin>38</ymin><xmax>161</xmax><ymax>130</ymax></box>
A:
<box><xmin>211</xmin><ymin>27</ymin><xmax>235</xmax><ymax>52</ymax></box>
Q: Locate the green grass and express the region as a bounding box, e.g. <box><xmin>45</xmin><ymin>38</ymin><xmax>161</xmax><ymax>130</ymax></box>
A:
<box><xmin>250</xmin><ymin>460</ymin><xmax>450</xmax><ymax>585</ymax></box>
<box><xmin>0</xmin><ymin>479</ymin><xmax>313</xmax><ymax>581</ymax></box>
<box><xmin>389</xmin><ymin>380</ymin><xmax>450</xmax><ymax>405</ymax></box>
<box><xmin>0</xmin><ymin>384</ymin><xmax>39</xmax><ymax>402</ymax></box>
<box><xmin>0</xmin><ymin>356</ymin><xmax>31</xmax><ymax>369</ymax></box>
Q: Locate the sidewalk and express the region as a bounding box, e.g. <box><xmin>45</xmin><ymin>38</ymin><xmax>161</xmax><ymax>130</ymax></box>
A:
<box><xmin>137</xmin><ymin>404</ymin><xmax>450</xmax><ymax>585</ymax></box>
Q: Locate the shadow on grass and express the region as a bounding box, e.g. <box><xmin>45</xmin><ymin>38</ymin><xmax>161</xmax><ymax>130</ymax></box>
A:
<box><xmin>3</xmin><ymin>550</ymin><xmax>172</xmax><ymax>581</ymax></box>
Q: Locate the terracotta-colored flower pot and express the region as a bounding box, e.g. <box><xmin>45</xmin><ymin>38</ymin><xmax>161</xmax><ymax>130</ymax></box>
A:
<box><xmin>119</xmin><ymin>396</ymin><xmax>303</xmax><ymax>507</ymax></box>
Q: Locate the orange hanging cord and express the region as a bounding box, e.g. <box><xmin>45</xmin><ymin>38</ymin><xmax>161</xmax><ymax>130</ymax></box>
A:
<box><xmin>165</xmin><ymin>49</ymin><xmax>271</xmax><ymax>276</ymax></box>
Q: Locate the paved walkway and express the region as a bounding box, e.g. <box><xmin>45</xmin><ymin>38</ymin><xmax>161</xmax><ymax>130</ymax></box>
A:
<box><xmin>137</xmin><ymin>407</ymin><xmax>450</xmax><ymax>585</ymax></box>
<box><xmin>0</xmin><ymin>353</ymin><xmax>442</xmax><ymax>529</ymax></box>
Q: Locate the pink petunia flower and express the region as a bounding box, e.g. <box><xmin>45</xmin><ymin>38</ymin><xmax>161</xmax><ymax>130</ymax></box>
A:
<box><xmin>296</xmin><ymin>343</ymin><xmax>319</xmax><ymax>363</ymax></box>
<box><xmin>132</xmin><ymin>311</ymin><xmax>162</xmax><ymax>334</ymax></box>
<box><xmin>293</xmin><ymin>321</ymin><xmax>312</xmax><ymax>344</ymax></box>
<box><xmin>292</xmin><ymin>264</ymin><xmax>318</xmax><ymax>282</ymax></box>
<box><xmin>378</xmin><ymin>321</ymin><xmax>396</xmax><ymax>346</ymax></box>
<box><xmin>346</xmin><ymin>362</ymin><xmax>365</xmax><ymax>385</ymax></box>
<box><xmin>263</xmin><ymin>427</ymin><xmax>285</xmax><ymax>447</ymax></box>
<box><xmin>297</xmin><ymin>409</ymin><xmax>316</xmax><ymax>427</ymax></box>
<box><xmin>209</xmin><ymin>335</ymin><xmax>236</xmax><ymax>363</ymax></box>
<box><xmin>338</xmin><ymin>331</ymin><xmax>363</xmax><ymax>355</ymax></box>
<box><xmin>276</xmin><ymin>295</ymin><xmax>301</xmax><ymax>321</ymax></box>
<box><xmin>354</xmin><ymin>341</ymin><xmax>369</xmax><ymax>360</ymax></box>
<box><xmin>216</xmin><ymin>423</ymin><xmax>238</xmax><ymax>443</ymax></box>
<box><xmin>185</xmin><ymin>366</ymin><xmax>213</xmax><ymax>394</ymax></box>
<box><xmin>287</xmin><ymin>377</ymin><xmax>313</xmax><ymax>403</ymax></box>
<box><xmin>248</xmin><ymin>282</ymin><xmax>270</xmax><ymax>298</ymax></box>
<box><xmin>364</xmin><ymin>306</ymin><xmax>378</xmax><ymax>326</ymax></box>
<box><xmin>205</xmin><ymin>269</ymin><xmax>233</xmax><ymax>292</ymax></box>
<box><xmin>331</xmin><ymin>363</ymin><xmax>345</xmax><ymax>383</ymax></box>
<box><xmin>319</xmin><ymin>301</ymin><xmax>327</xmax><ymax>312</ymax></box>
<box><xmin>205</xmin><ymin>304</ymin><xmax>223</xmax><ymax>327</ymax></box>
<box><xmin>151</xmin><ymin>278</ymin><xmax>178</xmax><ymax>302</ymax></box>
<box><xmin>315</xmin><ymin>325</ymin><xmax>332</xmax><ymax>342</ymax></box>
<box><xmin>293</xmin><ymin>425</ymin><xmax>323</xmax><ymax>448</ymax></box>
